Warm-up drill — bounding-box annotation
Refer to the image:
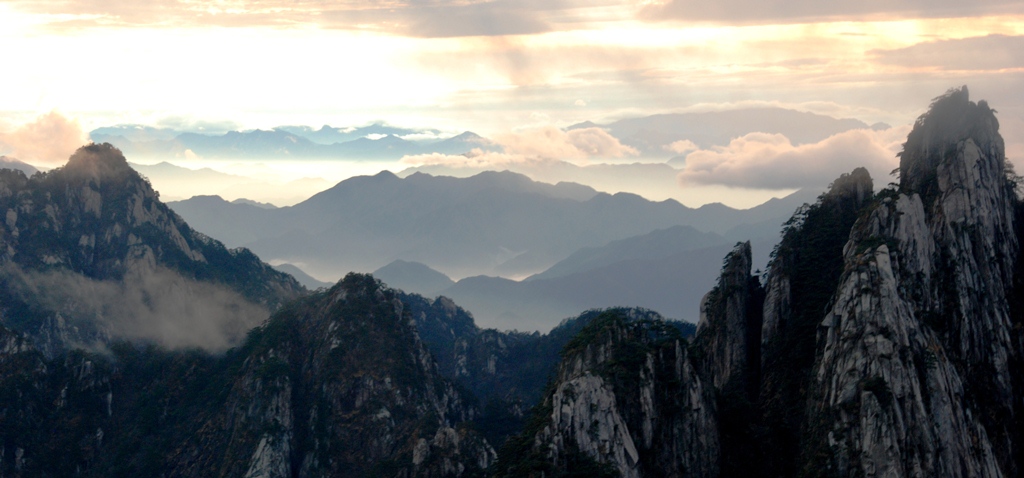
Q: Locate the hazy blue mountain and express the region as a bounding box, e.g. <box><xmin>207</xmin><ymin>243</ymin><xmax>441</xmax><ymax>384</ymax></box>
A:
<box><xmin>90</xmin><ymin>124</ymin><xmax>182</xmax><ymax>143</ymax></box>
<box><xmin>526</xmin><ymin>225</ymin><xmax>726</xmax><ymax>281</ymax></box>
<box><xmin>373</xmin><ymin>259</ymin><xmax>455</xmax><ymax>296</ymax></box>
<box><xmin>94</xmin><ymin>124</ymin><xmax>491</xmax><ymax>160</ymax></box>
<box><xmin>0</xmin><ymin>155</ymin><xmax>38</xmax><ymax>176</ymax></box>
<box><xmin>230</xmin><ymin>197</ymin><xmax>277</xmax><ymax>209</ymax></box>
<box><xmin>130</xmin><ymin>160</ymin><xmax>235</xmax><ymax>178</ymax></box>
<box><xmin>276</xmin><ymin>123</ymin><xmax>435</xmax><ymax>144</ymax></box>
<box><xmin>272</xmin><ymin>262</ymin><xmax>332</xmax><ymax>289</ymax></box>
<box><xmin>170</xmin><ymin>170</ymin><xmax>717</xmax><ymax>282</ymax></box>
<box><xmin>571</xmin><ymin>107</ymin><xmax>871</xmax><ymax>156</ymax></box>
<box><xmin>434</xmin><ymin>237</ymin><xmax>784</xmax><ymax>331</ymax></box>
<box><xmin>166</xmin><ymin>171</ymin><xmax>813</xmax><ymax>315</ymax></box>
<box><xmin>400</xmin><ymin>159</ymin><xmax>815</xmax><ymax>218</ymax></box>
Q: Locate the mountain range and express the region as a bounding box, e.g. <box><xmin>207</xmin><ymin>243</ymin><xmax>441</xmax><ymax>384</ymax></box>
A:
<box><xmin>167</xmin><ymin>170</ymin><xmax>815</xmax><ymax>329</ymax></box>
<box><xmin>90</xmin><ymin>107</ymin><xmax>883</xmax><ymax>163</ymax></box>
<box><xmin>0</xmin><ymin>87</ymin><xmax>1022</xmax><ymax>477</ymax></box>
<box><xmin>91</xmin><ymin>124</ymin><xmax>493</xmax><ymax>160</ymax></box>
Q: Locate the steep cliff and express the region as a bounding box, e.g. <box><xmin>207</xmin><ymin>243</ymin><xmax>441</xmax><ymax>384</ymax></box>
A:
<box><xmin>695</xmin><ymin>241</ymin><xmax>763</xmax><ymax>394</ymax></box>
<box><xmin>757</xmin><ymin>167</ymin><xmax>874</xmax><ymax>476</ymax></box>
<box><xmin>692</xmin><ymin>241</ymin><xmax>764</xmax><ymax>475</ymax></box>
<box><xmin>493</xmin><ymin>309</ymin><xmax>718</xmax><ymax>478</ymax></box>
<box><xmin>0</xmin><ymin>274</ymin><xmax>495</xmax><ymax>477</ymax></box>
<box><xmin>804</xmin><ymin>87</ymin><xmax>1023</xmax><ymax>477</ymax></box>
<box><xmin>167</xmin><ymin>273</ymin><xmax>495</xmax><ymax>477</ymax></box>
<box><xmin>0</xmin><ymin>143</ymin><xmax>303</xmax><ymax>355</ymax></box>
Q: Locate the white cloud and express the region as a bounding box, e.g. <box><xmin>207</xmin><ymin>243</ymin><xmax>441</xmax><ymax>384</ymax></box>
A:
<box><xmin>401</xmin><ymin>126</ymin><xmax>638</xmax><ymax>168</ymax></box>
<box><xmin>665</xmin><ymin>139</ymin><xmax>699</xmax><ymax>154</ymax></box>
<box><xmin>677</xmin><ymin>126</ymin><xmax>909</xmax><ymax>189</ymax></box>
<box><xmin>0</xmin><ymin>111</ymin><xmax>87</xmax><ymax>166</ymax></box>
<box><xmin>400</xmin><ymin>149</ymin><xmax>544</xmax><ymax>168</ymax></box>
<box><xmin>498</xmin><ymin>126</ymin><xmax>638</xmax><ymax>160</ymax></box>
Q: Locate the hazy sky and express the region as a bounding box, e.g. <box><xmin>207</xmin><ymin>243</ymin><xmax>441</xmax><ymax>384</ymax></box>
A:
<box><xmin>2</xmin><ymin>1</ymin><xmax>1024</xmax><ymax>205</ymax></box>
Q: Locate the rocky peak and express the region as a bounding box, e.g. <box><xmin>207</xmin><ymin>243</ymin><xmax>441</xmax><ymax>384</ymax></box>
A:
<box><xmin>493</xmin><ymin>309</ymin><xmax>718</xmax><ymax>478</ymax></box>
<box><xmin>696</xmin><ymin>241</ymin><xmax>763</xmax><ymax>395</ymax></box>
<box><xmin>60</xmin><ymin>143</ymin><xmax>136</xmax><ymax>185</ymax></box>
<box><xmin>899</xmin><ymin>85</ymin><xmax>1003</xmax><ymax>197</ymax></box>
<box><xmin>806</xmin><ymin>87</ymin><xmax>1022</xmax><ymax>477</ymax></box>
<box><xmin>0</xmin><ymin>143</ymin><xmax>303</xmax><ymax>356</ymax></box>
<box><xmin>170</xmin><ymin>273</ymin><xmax>495</xmax><ymax>477</ymax></box>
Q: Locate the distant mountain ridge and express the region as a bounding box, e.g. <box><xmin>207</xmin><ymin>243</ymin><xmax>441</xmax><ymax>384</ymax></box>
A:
<box><xmin>93</xmin><ymin>107</ymin><xmax>875</xmax><ymax>162</ymax></box>
<box><xmin>167</xmin><ymin>170</ymin><xmax>811</xmax><ymax>287</ymax></box>
<box><xmin>92</xmin><ymin>123</ymin><xmax>495</xmax><ymax>160</ymax></box>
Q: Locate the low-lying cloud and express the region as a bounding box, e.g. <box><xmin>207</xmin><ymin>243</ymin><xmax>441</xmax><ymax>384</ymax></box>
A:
<box><xmin>676</xmin><ymin>126</ymin><xmax>909</xmax><ymax>189</ymax></box>
<box><xmin>2</xmin><ymin>263</ymin><xmax>269</xmax><ymax>353</ymax></box>
<box><xmin>401</xmin><ymin>126</ymin><xmax>637</xmax><ymax>168</ymax></box>
<box><xmin>0</xmin><ymin>111</ymin><xmax>86</xmax><ymax>166</ymax></box>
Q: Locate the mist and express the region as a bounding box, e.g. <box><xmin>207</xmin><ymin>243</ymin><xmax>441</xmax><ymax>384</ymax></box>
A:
<box><xmin>2</xmin><ymin>262</ymin><xmax>270</xmax><ymax>353</ymax></box>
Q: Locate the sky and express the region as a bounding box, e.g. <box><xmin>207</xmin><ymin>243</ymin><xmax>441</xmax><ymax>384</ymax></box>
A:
<box><xmin>2</xmin><ymin>0</ymin><xmax>1024</xmax><ymax>206</ymax></box>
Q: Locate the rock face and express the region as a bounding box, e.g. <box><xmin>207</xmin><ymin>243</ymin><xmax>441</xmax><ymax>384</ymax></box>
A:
<box><xmin>756</xmin><ymin>167</ymin><xmax>875</xmax><ymax>477</ymax></box>
<box><xmin>493</xmin><ymin>309</ymin><xmax>718</xmax><ymax>478</ymax></box>
<box><xmin>0</xmin><ymin>274</ymin><xmax>495</xmax><ymax>477</ymax></box>
<box><xmin>806</xmin><ymin>86</ymin><xmax>1022</xmax><ymax>477</ymax></box>
<box><xmin>0</xmin><ymin>143</ymin><xmax>303</xmax><ymax>355</ymax></box>
<box><xmin>168</xmin><ymin>274</ymin><xmax>495</xmax><ymax>477</ymax></box>
<box><xmin>695</xmin><ymin>241</ymin><xmax>763</xmax><ymax>394</ymax></box>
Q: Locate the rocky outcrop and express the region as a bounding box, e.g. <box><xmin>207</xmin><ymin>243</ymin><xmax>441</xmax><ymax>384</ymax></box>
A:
<box><xmin>748</xmin><ymin>167</ymin><xmax>875</xmax><ymax>477</ymax></box>
<box><xmin>494</xmin><ymin>309</ymin><xmax>718</xmax><ymax>478</ymax></box>
<box><xmin>695</xmin><ymin>241</ymin><xmax>762</xmax><ymax>394</ymax></box>
<box><xmin>169</xmin><ymin>274</ymin><xmax>495</xmax><ymax>477</ymax></box>
<box><xmin>806</xmin><ymin>87</ymin><xmax>1021</xmax><ymax>476</ymax></box>
<box><xmin>0</xmin><ymin>144</ymin><xmax>303</xmax><ymax>355</ymax></box>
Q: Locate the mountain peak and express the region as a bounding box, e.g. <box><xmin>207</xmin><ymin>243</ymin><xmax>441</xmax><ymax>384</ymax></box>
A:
<box><xmin>62</xmin><ymin>143</ymin><xmax>135</xmax><ymax>182</ymax></box>
<box><xmin>898</xmin><ymin>85</ymin><xmax>1002</xmax><ymax>194</ymax></box>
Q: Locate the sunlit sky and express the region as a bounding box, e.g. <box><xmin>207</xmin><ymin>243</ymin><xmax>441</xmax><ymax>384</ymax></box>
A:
<box><xmin>2</xmin><ymin>0</ymin><xmax>1024</xmax><ymax>206</ymax></box>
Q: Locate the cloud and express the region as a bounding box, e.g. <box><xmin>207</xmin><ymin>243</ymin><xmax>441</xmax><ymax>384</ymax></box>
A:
<box><xmin>499</xmin><ymin>126</ymin><xmax>638</xmax><ymax>159</ymax></box>
<box><xmin>400</xmin><ymin>149</ymin><xmax>543</xmax><ymax>169</ymax></box>
<box><xmin>638</xmin><ymin>0</ymin><xmax>1024</xmax><ymax>24</ymax></box>
<box><xmin>401</xmin><ymin>1</ymin><xmax>552</xmax><ymax>37</ymax></box>
<box><xmin>677</xmin><ymin>126</ymin><xmax>909</xmax><ymax>189</ymax></box>
<box><xmin>6</xmin><ymin>0</ymin><xmax>565</xmax><ymax>37</ymax></box>
<box><xmin>871</xmin><ymin>34</ymin><xmax>1024</xmax><ymax>71</ymax></box>
<box><xmin>665</xmin><ymin>139</ymin><xmax>698</xmax><ymax>154</ymax></box>
<box><xmin>0</xmin><ymin>111</ymin><xmax>87</xmax><ymax>166</ymax></box>
<box><xmin>401</xmin><ymin>126</ymin><xmax>637</xmax><ymax>168</ymax></box>
<box><xmin>1</xmin><ymin>263</ymin><xmax>269</xmax><ymax>352</ymax></box>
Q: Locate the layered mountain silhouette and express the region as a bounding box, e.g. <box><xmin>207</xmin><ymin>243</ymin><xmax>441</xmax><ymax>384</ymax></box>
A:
<box><xmin>91</xmin><ymin>123</ymin><xmax>494</xmax><ymax>160</ymax></box>
<box><xmin>494</xmin><ymin>87</ymin><xmax>1024</xmax><ymax>477</ymax></box>
<box><xmin>4</xmin><ymin>88</ymin><xmax>1019</xmax><ymax>478</ymax></box>
<box><xmin>168</xmin><ymin>170</ymin><xmax>812</xmax><ymax>329</ymax></box>
<box><xmin>169</xmin><ymin>171</ymin><xmax>811</xmax><ymax>278</ymax></box>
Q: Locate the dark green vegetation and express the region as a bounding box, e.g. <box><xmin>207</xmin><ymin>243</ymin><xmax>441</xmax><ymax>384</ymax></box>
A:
<box><xmin>407</xmin><ymin>294</ymin><xmax>693</xmax><ymax>448</ymax></box>
<box><xmin>1</xmin><ymin>274</ymin><xmax>493</xmax><ymax>477</ymax></box>
<box><xmin>756</xmin><ymin>168</ymin><xmax>874</xmax><ymax>478</ymax></box>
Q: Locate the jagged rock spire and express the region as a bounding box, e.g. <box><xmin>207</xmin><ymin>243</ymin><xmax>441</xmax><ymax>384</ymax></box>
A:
<box><xmin>808</xmin><ymin>87</ymin><xmax>1020</xmax><ymax>477</ymax></box>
